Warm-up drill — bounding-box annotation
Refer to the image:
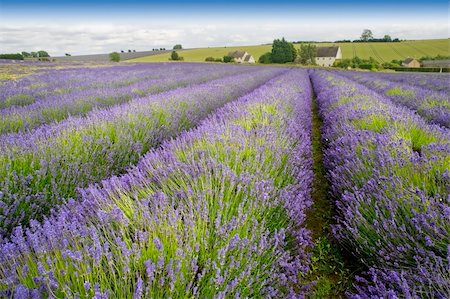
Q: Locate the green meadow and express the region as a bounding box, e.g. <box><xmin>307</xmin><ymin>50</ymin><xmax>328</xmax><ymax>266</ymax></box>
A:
<box><xmin>128</xmin><ymin>39</ymin><xmax>449</xmax><ymax>63</ymax></box>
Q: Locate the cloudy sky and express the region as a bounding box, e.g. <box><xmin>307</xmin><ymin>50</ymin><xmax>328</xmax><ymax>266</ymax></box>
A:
<box><xmin>0</xmin><ymin>0</ymin><xmax>448</xmax><ymax>56</ymax></box>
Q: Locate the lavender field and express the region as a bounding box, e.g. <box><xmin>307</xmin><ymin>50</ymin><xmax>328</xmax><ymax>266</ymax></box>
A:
<box><xmin>0</xmin><ymin>62</ymin><xmax>448</xmax><ymax>298</ymax></box>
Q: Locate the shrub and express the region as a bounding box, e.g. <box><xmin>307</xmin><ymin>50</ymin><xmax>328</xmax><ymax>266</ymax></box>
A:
<box><xmin>205</xmin><ymin>56</ymin><xmax>215</xmax><ymax>62</ymax></box>
<box><xmin>223</xmin><ymin>55</ymin><xmax>234</xmax><ymax>63</ymax></box>
<box><xmin>170</xmin><ymin>51</ymin><xmax>183</xmax><ymax>61</ymax></box>
<box><xmin>0</xmin><ymin>53</ymin><xmax>24</xmax><ymax>60</ymax></box>
<box><xmin>258</xmin><ymin>52</ymin><xmax>272</xmax><ymax>64</ymax></box>
<box><xmin>334</xmin><ymin>56</ymin><xmax>381</xmax><ymax>70</ymax></box>
<box><xmin>214</xmin><ymin>58</ymin><xmax>222</xmax><ymax>62</ymax></box>
<box><xmin>4</xmin><ymin>53</ymin><xmax>24</xmax><ymax>60</ymax></box>
<box><xmin>109</xmin><ymin>52</ymin><xmax>120</xmax><ymax>62</ymax></box>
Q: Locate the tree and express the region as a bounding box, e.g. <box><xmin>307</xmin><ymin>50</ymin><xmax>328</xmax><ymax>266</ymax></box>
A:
<box><xmin>30</xmin><ymin>52</ymin><xmax>38</xmax><ymax>58</ymax></box>
<box><xmin>109</xmin><ymin>52</ymin><xmax>120</xmax><ymax>62</ymax></box>
<box><xmin>21</xmin><ymin>51</ymin><xmax>31</xmax><ymax>58</ymax></box>
<box><xmin>383</xmin><ymin>35</ymin><xmax>392</xmax><ymax>42</ymax></box>
<box><xmin>298</xmin><ymin>44</ymin><xmax>316</xmax><ymax>65</ymax></box>
<box><xmin>128</xmin><ymin>49</ymin><xmax>131</xmax><ymax>53</ymax></box>
<box><xmin>205</xmin><ymin>56</ymin><xmax>215</xmax><ymax>62</ymax></box>
<box><xmin>170</xmin><ymin>51</ymin><xmax>179</xmax><ymax>60</ymax></box>
<box><xmin>360</xmin><ymin>29</ymin><xmax>373</xmax><ymax>42</ymax></box>
<box><xmin>65</xmin><ymin>53</ymin><xmax>71</xmax><ymax>56</ymax></box>
<box><xmin>37</xmin><ymin>50</ymin><xmax>50</xmax><ymax>57</ymax></box>
<box><xmin>271</xmin><ymin>38</ymin><xmax>294</xmax><ymax>63</ymax></box>
<box><xmin>173</xmin><ymin>44</ymin><xmax>182</xmax><ymax>50</ymax></box>
<box><xmin>290</xmin><ymin>43</ymin><xmax>298</xmax><ymax>62</ymax></box>
<box><xmin>258</xmin><ymin>52</ymin><xmax>272</xmax><ymax>64</ymax></box>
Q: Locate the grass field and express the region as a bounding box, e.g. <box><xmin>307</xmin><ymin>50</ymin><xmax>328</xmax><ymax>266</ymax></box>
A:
<box><xmin>129</xmin><ymin>39</ymin><xmax>449</xmax><ymax>63</ymax></box>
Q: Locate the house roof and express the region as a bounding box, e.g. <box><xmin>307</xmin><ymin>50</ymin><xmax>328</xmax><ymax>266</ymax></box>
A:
<box><xmin>316</xmin><ymin>46</ymin><xmax>339</xmax><ymax>58</ymax></box>
<box><xmin>244</xmin><ymin>54</ymin><xmax>252</xmax><ymax>62</ymax></box>
<box><xmin>228</xmin><ymin>51</ymin><xmax>247</xmax><ymax>59</ymax></box>
<box><xmin>421</xmin><ymin>60</ymin><xmax>450</xmax><ymax>67</ymax></box>
<box><xmin>403</xmin><ymin>58</ymin><xmax>417</xmax><ymax>64</ymax></box>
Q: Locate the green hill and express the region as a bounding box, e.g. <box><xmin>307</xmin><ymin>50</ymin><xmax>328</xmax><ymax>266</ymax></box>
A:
<box><xmin>128</xmin><ymin>39</ymin><xmax>449</xmax><ymax>63</ymax></box>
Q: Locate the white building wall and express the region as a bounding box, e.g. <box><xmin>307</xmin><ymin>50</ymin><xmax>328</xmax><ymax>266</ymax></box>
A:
<box><xmin>316</xmin><ymin>57</ymin><xmax>336</xmax><ymax>67</ymax></box>
<box><xmin>336</xmin><ymin>47</ymin><xmax>342</xmax><ymax>59</ymax></box>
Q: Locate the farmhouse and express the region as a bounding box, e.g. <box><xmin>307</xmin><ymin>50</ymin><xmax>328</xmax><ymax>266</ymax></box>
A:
<box><xmin>315</xmin><ymin>46</ymin><xmax>342</xmax><ymax>67</ymax></box>
<box><xmin>401</xmin><ymin>58</ymin><xmax>420</xmax><ymax>68</ymax></box>
<box><xmin>228</xmin><ymin>51</ymin><xmax>255</xmax><ymax>64</ymax></box>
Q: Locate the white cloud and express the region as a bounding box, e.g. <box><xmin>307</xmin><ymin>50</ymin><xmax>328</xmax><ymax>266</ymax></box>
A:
<box><xmin>0</xmin><ymin>19</ymin><xmax>447</xmax><ymax>56</ymax></box>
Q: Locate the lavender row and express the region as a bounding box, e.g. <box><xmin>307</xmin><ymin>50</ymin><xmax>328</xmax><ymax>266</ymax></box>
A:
<box><xmin>336</xmin><ymin>70</ymin><xmax>450</xmax><ymax>128</ymax></box>
<box><xmin>0</xmin><ymin>69</ymin><xmax>313</xmax><ymax>298</ymax></box>
<box><xmin>1</xmin><ymin>63</ymin><xmax>169</xmax><ymax>104</ymax></box>
<box><xmin>0</xmin><ymin>64</ymin><xmax>256</xmax><ymax>134</ymax></box>
<box><xmin>0</xmin><ymin>67</ymin><xmax>283</xmax><ymax>236</ymax></box>
<box><xmin>355</xmin><ymin>71</ymin><xmax>450</xmax><ymax>93</ymax></box>
<box><xmin>0</xmin><ymin>63</ymin><xmax>240</xmax><ymax>104</ymax></box>
<box><xmin>310</xmin><ymin>70</ymin><xmax>449</xmax><ymax>298</ymax></box>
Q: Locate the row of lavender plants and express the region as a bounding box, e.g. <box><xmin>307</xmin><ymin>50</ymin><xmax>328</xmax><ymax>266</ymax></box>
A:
<box><xmin>311</xmin><ymin>70</ymin><xmax>450</xmax><ymax>298</ymax></box>
<box><xmin>365</xmin><ymin>71</ymin><xmax>450</xmax><ymax>93</ymax></box>
<box><xmin>1</xmin><ymin>63</ymin><xmax>168</xmax><ymax>105</ymax></box>
<box><xmin>0</xmin><ymin>67</ymin><xmax>283</xmax><ymax>236</ymax></box>
<box><xmin>336</xmin><ymin>70</ymin><xmax>450</xmax><ymax>128</ymax></box>
<box><xmin>0</xmin><ymin>69</ymin><xmax>314</xmax><ymax>298</ymax></box>
<box><xmin>0</xmin><ymin>64</ymin><xmax>256</xmax><ymax>134</ymax></box>
<box><xmin>0</xmin><ymin>63</ymin><xmax>227</xmax><ymax>104</ymax></box>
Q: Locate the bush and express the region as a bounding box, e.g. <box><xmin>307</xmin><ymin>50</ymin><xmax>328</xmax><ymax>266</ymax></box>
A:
<box><xmin>258</xmin><ymin>52</ymin><xmax>272</xmax><ymax>64</ymax></box>
<box><xmin>0</xmin><ymin>53</ymin><xmax>24</xmax><ymax>60</ymax></box>
<box><xmin>334</xmin><ymin>56</ymin><xmax>381</xmax><ymax>70</ymax></box>
<box><xmin>169</xmin><ymin>51</ymin><xmax>183</xmax><ymax>61</ymax></box>
<box><xmin>214</xmin><ymin>58</ymin><xmax>222</xmax><ymax>62</ymax></box>
<box><xmin>223</xmin><ymin>55</ymin><xmax>234</xmax><ymax>63</ymax></box>
<box><xmin>205</xmin><ymin>56</ymin><xmax>215</xmax><ymax>62</ymax></box>
<box><xmin>109</xmin><ymin>52</ymin><xmax>120</xmax><ymax>62</ymax></box>
<box><xmin>173</xmin><ymin>44</ymin><xmax>182</xmax><ymax>50</ymax></box>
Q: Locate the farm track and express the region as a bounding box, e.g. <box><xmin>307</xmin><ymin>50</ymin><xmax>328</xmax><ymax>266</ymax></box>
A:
<box><xmin>303</xmin><ymin>78</ymin><xmax>354</xmax><ymax>298</ymax></box>
<box><xmin>388</xmin><ymin>43</ymin><xmax>404</xmax><ymax>59</ymax></box>
<box><xmin>368</xmin><ymin>44</ymin><xmax>385</xmax><ymax>62</ymax></box>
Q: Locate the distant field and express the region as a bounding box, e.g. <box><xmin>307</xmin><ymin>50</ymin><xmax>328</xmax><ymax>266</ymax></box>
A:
<box><xmin>129</xmin><ymin>39</ymin><xmax>449</xmax><ymax>63</ymax></box>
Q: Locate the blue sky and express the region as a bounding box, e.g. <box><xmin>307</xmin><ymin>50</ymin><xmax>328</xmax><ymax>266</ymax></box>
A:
<box><xmin>1</xmin><ymin>0</ymin><xmax>448</xmax><ymax>55</ymax></box>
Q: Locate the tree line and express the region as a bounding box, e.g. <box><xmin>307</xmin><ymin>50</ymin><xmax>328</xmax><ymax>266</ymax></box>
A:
<box><xmin>0</xmin><ymin>50</ymin><xmax>50</xmax><ymax>60</ymax></box>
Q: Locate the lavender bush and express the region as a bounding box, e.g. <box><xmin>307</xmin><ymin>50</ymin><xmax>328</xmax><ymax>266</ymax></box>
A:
<box><xmin>0</xmin><ymin>69</ymin><xmax>314</xmax><ymax>298</ymax></box>
<box><xmin>0</xmin><ymin>67</ymin><xmax>283</xmax><ymax>235</ymax></box>
<box><xmin>0</xmin><ymin>63</ymin><xmax>257</xmax><ymax>134</ymax></box>
<box><xmin>311</xmin><ymin>70</ymin><xmax>449</xmax><ymax>298</ymax></box>
<box><xmin>356</xmin><ymin>71</ymin><xmax>450</xmax><ymax>93</ymax></box>
<box><xmin>336</xmin><ymin>70</ymin><xmax>450</xmax><ymax>128</ymax></box>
